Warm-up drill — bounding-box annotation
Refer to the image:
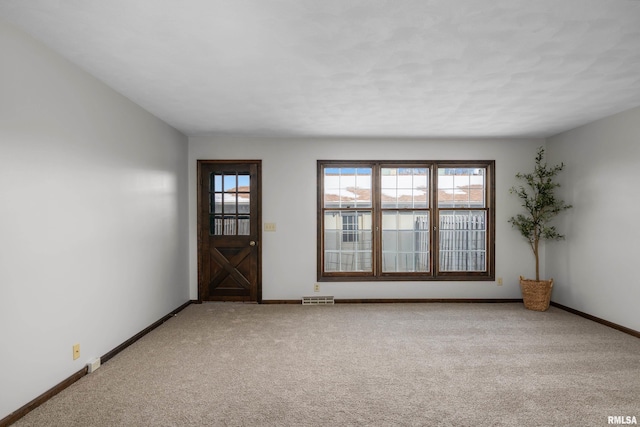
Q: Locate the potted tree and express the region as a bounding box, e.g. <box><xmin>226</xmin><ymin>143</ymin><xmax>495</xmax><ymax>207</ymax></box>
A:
<box><xmin>509</xmin><ymin>147</ymin><xmax>572</xmax><ymax>311</ymax></box>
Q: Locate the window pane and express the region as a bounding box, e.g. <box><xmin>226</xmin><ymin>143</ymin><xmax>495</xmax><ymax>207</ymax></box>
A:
<box><xmin>324</xmin><ymin>230</ymin><xmax>340</xmax><ymax>251</ymax></box>
<box><xmin>324</xmin><ymin>211</ymin><xmax>372</xmax><ymax>272</ymax></box>
<box><xmin>237</xmin><ymin>174</ymin><xmax>250</xmax><ymax>189</ymax></box>
<box><xmin>210</xmin><ymin>215</ymin><xmax>238</xmax><ymax>236</ymax></box>
<box><xmin>210</xmin><ymin>215</ymin><xmax>220</xmax><ymax>235</ymax></box>
<box><xmin>382</xmin><ymin>211</ymin><xmax>430</xmax><ymax>272</ymax></box>
<box><xmin>223</xmin><ymin>217</ymin><xmax>236</xmax><ymax>235</ymax></box>
<box><xmin>439</xmin><ymin>210</ymin><xmax>486</xmax><ymax>271</ymax></box>
<box><xmin>238</xmin><ymin>216</ymin><xmax>250</xmax><ymax>235</ymax></box>
<box><xmin>210</xmin><ymin>193</ymin><xmax>221</xmax><ymax>213</ymax></box>
<box><xmin>438</xmin><ymin>168</ymin><xmax>485</xmax><ymax>208</ymax></box>
<box><xmin>212</xmin><ymin>173</ymin><xmax>223</xmax><ymax>192</ymax></box>
<box><xmin>223</xmin><ymin>195</ymin><xmax>236</xmax><ymax>214</ymax></box>
<box><xmin>238</xmin><ymin>193</ymin><xmax>250</xmax><ymax>213</ymax></box>
<box><xmin>223</xmin><ymin>174</ymin><xmax>236</xmax><ymax>191</ymax></box>
<box><xmin>324</xmin><ymin>167</ymin><xmax>372</xmax><ymax>208</ymax></box>
<box><xmin>381</xmin><ymin>167</ymin><xmax>428</xmax><ymax>208</ymax></box>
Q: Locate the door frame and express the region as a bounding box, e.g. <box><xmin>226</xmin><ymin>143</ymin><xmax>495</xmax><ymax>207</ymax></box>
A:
<box><xmin>197</xmin><ymin>159</ymin><xmax>262</xmax><ymax>303</ymax></box>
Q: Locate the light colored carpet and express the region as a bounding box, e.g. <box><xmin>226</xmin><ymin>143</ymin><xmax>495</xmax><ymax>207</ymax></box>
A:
<box><xmin>14</xmin><ymin>303</ymin><xmax>640</xmax><ymax>426</ymax></box>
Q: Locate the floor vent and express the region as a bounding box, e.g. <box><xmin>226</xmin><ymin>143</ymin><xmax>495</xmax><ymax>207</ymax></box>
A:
<box><xmin>302</xmin><ymin>296</ymin><xmax>335</xmax><ymax>305</ymax></box>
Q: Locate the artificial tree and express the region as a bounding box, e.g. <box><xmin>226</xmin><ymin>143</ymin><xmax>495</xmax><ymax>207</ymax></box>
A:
<box><xmin>509</xmin><ymin>146</ymin><xmax>572</xmax><ymax>282</ymax></box>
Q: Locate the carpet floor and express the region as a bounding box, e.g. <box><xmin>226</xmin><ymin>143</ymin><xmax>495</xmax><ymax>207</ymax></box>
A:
<box><xmin>13</xmin><ymin>303</ymin><xmax>640</xmax><ymax>426</ymax></box>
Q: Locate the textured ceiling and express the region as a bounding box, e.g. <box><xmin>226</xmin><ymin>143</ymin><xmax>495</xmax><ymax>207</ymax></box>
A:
<box><xmin>2</xmin><ymin>0</ymin><xmax>640</xmax><ymax>138</ymax></box>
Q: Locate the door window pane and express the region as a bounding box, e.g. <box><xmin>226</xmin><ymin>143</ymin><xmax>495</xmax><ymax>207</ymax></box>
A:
<box><xmin>238</xmin><ymin>216</ymin><xmax>250</xmax><ymax>235</ymax></box>
<box><xmin>223</xmin><ymin>175</ymin><xmax>236</xmax><ymax>191</ymax></box>
<box><xmin>237</xmin><ymin>174</ymin><xmax>250</xmax><ymax>189</ymax></box>
<box><xmin>213</xmin><ymin>174</ymin><xmax>223</xmax><ymax>192</ymax></box>
<box><xmin>223</xmin><ymin>195</ymin><xmax>237</xmax><ymax>213</ymax></box>
<box><xmin>238</xmin><ymin>193</ymin><xmax>250</xmax><ymax>214</ymax></box>
<box><xmin>211</xmin><ymin>215</ymin><xmax>239</xmax><ymax>236</ymax></box>
<box><xmin>209</xmin><ymin>171</ymin><xmax>252</xmax><ymax>236</ymax></box>
<box><xmin>210</xmin><ymin>193</ymin><xmax>221</xmax><ymax>214</ymax></box>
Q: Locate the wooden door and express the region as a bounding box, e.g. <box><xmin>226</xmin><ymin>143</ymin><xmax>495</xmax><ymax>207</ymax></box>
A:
<box><xmin>198</xmin><ymin>160</ymin><xmax>261</xmax><ymax>302</ymax></box>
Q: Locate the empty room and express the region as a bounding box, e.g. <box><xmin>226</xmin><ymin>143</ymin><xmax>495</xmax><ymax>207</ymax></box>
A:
<box><xmin>1</xmin><ymin>1</ymin><xmax>639</xmax><ymax>426</ymax></box>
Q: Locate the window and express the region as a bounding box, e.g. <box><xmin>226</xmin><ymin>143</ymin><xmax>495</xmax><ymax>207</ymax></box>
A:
<box><xmin>323</xmin><ymin>167</ymin><xmax>373</xmax><ymax>273</ymax></box>
<box><xmin>318</xmin><ymin>161</ymin><xmax>495</xmax><ymax>281</ymax></box>
<box><xmin>210</xmin><ymin>172</ymin><xmax>251</xmax><ymax>235</ymax></box>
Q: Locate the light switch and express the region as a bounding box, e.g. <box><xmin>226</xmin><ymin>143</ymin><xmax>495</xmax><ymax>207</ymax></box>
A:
<box><xmin>264</xmin><ymin>223</ymin><xmax>276</xmax><ymax>232</ymax></box>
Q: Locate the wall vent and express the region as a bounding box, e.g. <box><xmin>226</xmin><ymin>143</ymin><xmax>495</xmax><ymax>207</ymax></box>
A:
<box><xmin>302</xmin><ymin>296</ymin><xmax>334</xmax><ymax>305</ymax></box>
<box><xmin>87</xmin><ymin>357</ymin><xmax>101</xmax><ymax>373</ymax></box>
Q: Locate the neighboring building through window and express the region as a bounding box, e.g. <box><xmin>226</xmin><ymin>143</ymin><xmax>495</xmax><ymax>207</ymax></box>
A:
<box><xmin>318</xmin><ymin>161</ymin><xmax>495</xmax><ymax>281</ymax></box>
<box><xmin>341</xmin><ymin>212</ymin><xmax>358</xmax><ymax>243</ymax></box>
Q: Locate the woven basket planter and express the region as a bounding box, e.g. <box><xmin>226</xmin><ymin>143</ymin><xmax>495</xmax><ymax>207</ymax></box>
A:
<box><xmin>519</xmin><ymin>276</ymin><xmax>553</xmax><ymax>311</ymax></box>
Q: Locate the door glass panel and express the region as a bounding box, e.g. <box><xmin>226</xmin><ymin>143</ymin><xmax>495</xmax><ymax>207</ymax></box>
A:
<box><xmin>237</xmin><ymin>174</ymin><xmax>250</xmax><ymax>189</ymax></box>
<box><xmin>238</xmin><ymin>216</ymin><xmax>250</xmax><ymax>235</ymax></box>
<box><xmin>210</xmin><ymin>215</ymin><xmax>236</xmax><ymax>235</ymax></box>
<box><xmin>213</xmin><ymin>174</ymin><xmax>223</xmax><ymax>192</ymax></box>
<box><xmin>382</xmin><ymin>211</ymin><xmax>430</xmax><ymax>272</ymax></box>
<box><xmin>221</xmin><ymin>217</ymin><xmax>236</xmax><ymax>235</ymax></box>
<box><xmin>211</xmin><ymin>215</ymin><xmax>223</xmax><ymax>235</ymax></box>
<box><xmin>439</xmin><ymin>210</ymin><xmax>486</xmax><ymax>271</ymax></box>
<box><xmin>223</xmin><ymin>175</ymin><xmax>236</xmax><ymax>191</ymax></box>
<box><xmin>324</xmin><ymin>210</ymin><xmax>372</xmax><ymax>272</ymax></box>
<box><xmin>209</xmin><ymin>170</ymin><xmax>253</xmax><ymax>236</ymax></box>
<box><xmin>238</xmin><ymin>193</ymin><xmax>250</xmax><ymax>213</ymax></box>
<box><xmin>211</xmin><ymin>193</ymin><xmax>222</xmax><ymax>214</ymax></box>
<box><xmin>223</xmin><ymin>197</ymin><xmax>237</xmax><ymax>214</ymax></box>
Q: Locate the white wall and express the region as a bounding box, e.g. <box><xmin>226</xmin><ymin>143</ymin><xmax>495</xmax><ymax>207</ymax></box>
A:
<box><xmin>189</xmin><ymin>136</ymin><xmax>544</xmax><ymax>301</ymax></box>
<box><xmin>546</xmin><ymin>106</ymin><xmax>640</xmax><ymax>332</ymax></box>
<box><xmin>0</xmin><ymin>19</ymin><xmax>189</xmax><ymax>419</ymax></box>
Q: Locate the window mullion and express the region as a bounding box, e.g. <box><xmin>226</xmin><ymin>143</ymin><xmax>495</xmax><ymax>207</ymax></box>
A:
<box><xmin>431</xmin><ymin>164</ymin><xmax>438</xmax><ymax>277</ymax></box>
<box><xmin>372</xmin><ymin>163</ymin><xmax>381</xmax><ymax>277</ymax></box>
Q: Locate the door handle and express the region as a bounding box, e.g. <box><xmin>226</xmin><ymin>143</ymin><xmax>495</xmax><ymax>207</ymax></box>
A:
<box><xmin>249</xmin><ymin>241</ymin><xmax>257</xmax><ymax>246</ymax></box>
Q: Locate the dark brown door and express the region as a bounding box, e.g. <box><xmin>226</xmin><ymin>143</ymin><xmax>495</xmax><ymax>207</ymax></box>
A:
<box><xmin>198</xmin><ymin>160</ymin><xmax>261</xmax><ymax>302</ymax></box>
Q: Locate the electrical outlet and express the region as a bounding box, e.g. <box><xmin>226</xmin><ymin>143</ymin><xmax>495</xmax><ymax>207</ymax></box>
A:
<box><xmin>73</xmin><ymin>343</ymin><xmax>80</xmax><ymax>360</ymax></box>
<box><xmin>314</xmin><ymin>283</ymin><xmax>320</xmax><ymax>292</ymax></box>
<box><xmin>497</xmin><ymin>277</ymin><xmax>503</xmax><ymax>286</ymax></box>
